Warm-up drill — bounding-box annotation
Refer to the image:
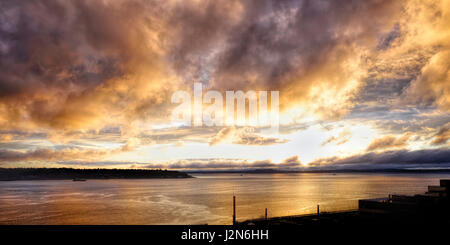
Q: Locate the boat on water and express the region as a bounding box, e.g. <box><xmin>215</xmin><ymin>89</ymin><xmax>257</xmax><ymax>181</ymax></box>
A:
<box><xmin>72</xmin><ymin>178</ymin><xmax>87</xmax><ymax>182</ymax></box>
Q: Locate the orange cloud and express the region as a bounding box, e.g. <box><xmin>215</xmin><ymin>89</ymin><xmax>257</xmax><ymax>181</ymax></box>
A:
<box><xmin>431</xmin><ymin>124</ymin><xmax>450</xmax><ymax>146</ymax></box>
<box><xmin>367</xmin><ymin>133</ymin><xmax>411</xmax><ymax>151</ymax></box>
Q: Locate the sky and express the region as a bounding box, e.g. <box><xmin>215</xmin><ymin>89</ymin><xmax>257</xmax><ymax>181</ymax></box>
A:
<box><xmin>0</xmin><ymin>0</ymin><xmax>449</xmax><ymax>171</ymax></box>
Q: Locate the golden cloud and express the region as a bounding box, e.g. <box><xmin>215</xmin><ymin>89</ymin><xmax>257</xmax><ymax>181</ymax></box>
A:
<box><xmin>367</xmin><ymin>133</ymin><xmax>411</xmax><ymax>151</ymax></box>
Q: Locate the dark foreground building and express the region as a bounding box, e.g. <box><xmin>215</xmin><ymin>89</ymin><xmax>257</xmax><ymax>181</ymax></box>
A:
<box><xmin>359</xmin><ymin>179</ymin><xmax>450</xmax><ymax>218</ymax></box>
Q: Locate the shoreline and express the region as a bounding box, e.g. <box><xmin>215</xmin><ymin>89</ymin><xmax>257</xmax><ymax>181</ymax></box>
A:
<box><xmin>0</xmin><ymin>168</ymin><xmax>193</xmax><ymax>181</ymax></box>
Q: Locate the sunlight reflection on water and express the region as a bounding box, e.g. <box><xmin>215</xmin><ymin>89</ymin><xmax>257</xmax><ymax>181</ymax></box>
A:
<box><xmin>1</xmin><ymin>172</ymin><xmax>449</xmax><ymax>224</ymax></box>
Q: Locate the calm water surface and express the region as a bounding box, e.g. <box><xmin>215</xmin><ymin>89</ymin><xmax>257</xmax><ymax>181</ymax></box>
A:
<box><xmin>1</xmin><ymin>173</ymin><xmax>449</xmax><ymax>224</ymax></box>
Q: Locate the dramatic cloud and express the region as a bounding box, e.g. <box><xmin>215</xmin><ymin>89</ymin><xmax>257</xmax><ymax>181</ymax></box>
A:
<box><xmin>400</xmin><ymin>0</ymin><xmax>450</xmax><ymax>111</ymax></box>
<box><xmin>202</xmin><ymin>0</ymin><xmax>402</xmax><ymax>119</ymax></box>
<box><xmin>0</xmin><ymin>0</ymin><xmax>449</xmax><ymax>169</ymax></box>
<box><xmin>0</xmin><ymin>0</ymin><xmax>176</xmax><ymax>131</ymax></box>
<box><xmin>0</xmin><ymin>0</ymin><xmax>406</xmax><ymax>132</ymax></box>
<box><xmin>309</xmin><ymin>148</ymin><xmax>450</xmax><ymax>168</ymax></box>
<box><xmin>431</xmin><ymin>124</ymin><xmax>450</xmax><ymax>145</ymax></box>
<box><xmin>366</xmin><ymin>133</ymin><xmax>410</xmax><ymax>151</ymax></box>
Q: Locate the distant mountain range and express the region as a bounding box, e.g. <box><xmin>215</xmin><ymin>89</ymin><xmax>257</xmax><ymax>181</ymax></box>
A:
<box><xmin>186</xmin><ymin>168</ymin><xmax>450</xmax><ymax>174</ymax></box>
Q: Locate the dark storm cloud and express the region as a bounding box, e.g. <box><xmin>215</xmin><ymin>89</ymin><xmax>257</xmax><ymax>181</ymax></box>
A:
<box><xmin>212</xmin><ymin>0</ymin><xmax>397</xmax><ymax>88</ymax></box>
<box><xmin>377</xmin><ymin>23</ymin><xmax>401</xmax><ymax>51</ymax></box>
<box><xmin>0</xmin><ymin>0</ymin><xmax>170</xmax><ymax>129</ymax></box>
<box><xmin>310</xmin><ymin>148</ymin><xmax>450</xmax><ymax>166</ymax></box>
<box><xmin>0</xmin><ymin>0</ymin><xmax>447</xmax><ymax>125</ymax></box>
<box><xmin>353</xmin><ymin>78</ymin><xmax>412</xmax><ymax>105</ymax></box>
<box><xmin>166</xmin><ymin>0</ymin><xmax>402</xmax><ymax>117</ymax></box>
<box><xmin>0</xmin><ymin>0</ymin><xmax>124</xmax><ymax>96</ymax></box>
<box><xmin>0</xmin><ymin>0</ymin><xmax>429</xmax><ymax>131</ymax></box>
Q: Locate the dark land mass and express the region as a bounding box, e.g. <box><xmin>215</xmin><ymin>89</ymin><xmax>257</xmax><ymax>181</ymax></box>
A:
<box><xmin>0</xmin><ymin>168</ymin><xmax>193</xmax><ymax>181</ymax></box>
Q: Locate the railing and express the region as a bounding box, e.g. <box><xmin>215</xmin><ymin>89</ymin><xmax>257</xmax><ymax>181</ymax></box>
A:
<box><xmin>239</xmin><ymin>208</ymin><xmax>359</xmax><ymax>224</ymax></box>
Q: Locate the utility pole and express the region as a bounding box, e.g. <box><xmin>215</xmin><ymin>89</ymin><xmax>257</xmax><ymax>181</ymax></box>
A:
<box><xmin>265</xmin><ymin>208</ymin><xmax>268</xmax><ymax>220</ymax></box>
<box><xmin>233</xmin><ymin>196</ymin><xmax>236</xmax><ymax>225</ymax></box>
